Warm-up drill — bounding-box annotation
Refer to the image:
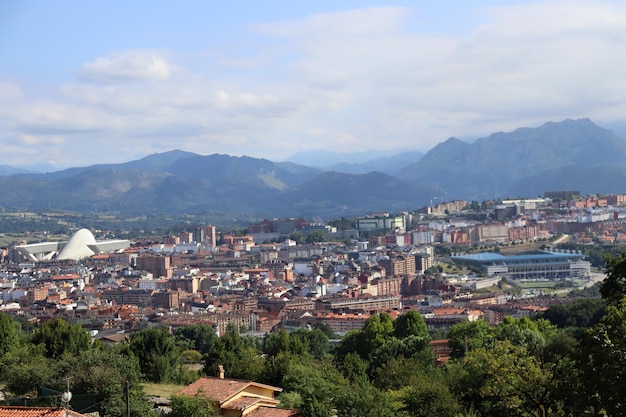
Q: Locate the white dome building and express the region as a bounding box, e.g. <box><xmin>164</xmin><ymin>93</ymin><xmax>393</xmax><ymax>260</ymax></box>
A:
<box><xmin>57</xmin><ymin>229</ymin><xmax>97</xmax><ymax>261</ymax></box>
<box><xmin>16</xmin><ymin>229</ymin><xmax>130</xmax><ymax>262</ymax></box>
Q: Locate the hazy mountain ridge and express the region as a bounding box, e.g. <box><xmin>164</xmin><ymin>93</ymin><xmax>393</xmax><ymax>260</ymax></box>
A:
<box><xmin>0</xmin><ymin>165</ymin><xmax>32</xmax><ymax>176</ymax></box>
<box><xmin>399</xmin><ymin>118</ymin><xmax>626</xmax><ymax>200</ymax></box>
<box><xmin>1</xmin><ymin>118</ymin><xmax>625</xmax><ymax>217</ymax></box>
<box><xmin>0</xmin><ymin>151</ymin><xmax>431</xmax><ymax>217</ymax></box>
<box><xmin>326</xmin><ymin>150</ymin><xmax>425</xmax><ymax>175</ymax></box>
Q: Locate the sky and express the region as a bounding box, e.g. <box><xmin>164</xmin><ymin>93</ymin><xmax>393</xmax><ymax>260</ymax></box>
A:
<box><xmin>1</xmin><ymin>0</ymin><xmax>626</xmax><ymax>169</ymax></box>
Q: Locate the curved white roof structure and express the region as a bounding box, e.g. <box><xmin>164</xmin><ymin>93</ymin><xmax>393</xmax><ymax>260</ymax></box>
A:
<box><xmin>57</xmin><ymin>229</ymin><xmax>97</xmax><ymax>260</ymax></box>
<box><xmin>16</xmin><ymin>229</ymin><xmax>131</xmax><ymax>262</ymax></box>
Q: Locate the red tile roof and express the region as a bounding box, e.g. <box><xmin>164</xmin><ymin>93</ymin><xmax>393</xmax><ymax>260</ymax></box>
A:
<box><xmin>222</xmin><ymin>396</ymin><xmax>279</xmax><ymax>411</ymax></box>
<box><xmin>0</xmin><ymin>407</ymin><xmax>89</xmax><ymax>417</ymax></box>
<box><xmin>246</xmin><ymin>407</ymin><xmax>298</xmax><ymax>417</ymax></box>
<box><xmin>176</xmin><ymin>377</ymin><xmax>281</xmax><ymax>404</ymax></box>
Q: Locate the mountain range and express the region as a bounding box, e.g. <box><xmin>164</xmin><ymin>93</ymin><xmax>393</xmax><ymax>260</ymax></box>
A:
<box><xmin>2</xmin><ymin>118</ymin><xmax>626</xmax><ymax>219</ymax></box>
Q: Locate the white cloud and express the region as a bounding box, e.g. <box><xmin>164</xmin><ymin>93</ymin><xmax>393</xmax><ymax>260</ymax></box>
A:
<box><xmin>78</xmin><ymin>50</ymin><xmax>176</xmax><ymax>83</ymax></box>
<box><xmin>0</xmin><ymin>82</ymin><xmax>22</xmax><ymax>101</ymax></box>
<box><xmin>253</xmin><ymin>7</ymin><xmax>411</xmax><ymax>38</ymax></box>
<box><xmin>4</xmin><ymin>1</ymin><xmax>626</xmax><ymax>167</ymax></box>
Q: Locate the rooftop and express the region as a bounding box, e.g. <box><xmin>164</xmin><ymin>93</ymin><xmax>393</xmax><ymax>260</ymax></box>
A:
<box><xmin>451</xmin><ymin>251</ymin><xmax>583</xmax><ymax>262</ymax></box>
<box><xmin>0</xmin><ymin>407</ymin><xmax>89</xmax><ymax>417</ymax></box>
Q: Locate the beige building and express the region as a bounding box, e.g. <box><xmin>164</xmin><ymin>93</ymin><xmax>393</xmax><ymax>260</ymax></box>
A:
<box><xmin>177</xmin><ymin>373</ymin><xmax>296</xmax><ymax>417</ymax></box>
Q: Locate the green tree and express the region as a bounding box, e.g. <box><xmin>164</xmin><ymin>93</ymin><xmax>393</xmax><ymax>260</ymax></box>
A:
<box><xmin>169</xmin><ymin>394</ymin><xmax>215</xmax><ymax>417</ymax></box>
<box><xmin>31</xmin><ymin>318</ymin><xmax>91</xmax><ymax>359</ymax></box>
<box><xmin>495</xmin><ymin>316</ymin><xmax>554</xmax><ymax>357</ymax></box>
<box><xmin>289</xmin><ymin>231</ymin><xmax>305</xmax><ymax>244</ymax></box>
<box><xmin>0</xmin><ymin>344</ymin><xmax>56</xmax><ymax>395</ymax></box>
<box><xmin>458</xmin><ymin>340</ymin><xmax>556</xmax><ymax>417</ymax></box>
<box><xmin>281</xmin><ymin>358</ymin><xmax>342</xmax><ymax>417</ymax></box>
<box><xmin>205</xmin><ymin>325</ymin><xmax>264</xmax><ymax>381</ymax></box>
<box><xmin>56</xmin><ymin>348</ymin><xmax>154</xmax><ymax>417</ymax></box>
<box><xmin>334</xmin><ymin>378</ymin><xmax>397</xmax><ymax>417</ymax></box>
<box><xmin>306</xmin><ymin>231</ymin><xmax>327</xmax><ymax>243</ymax></box>
<box><xmin>0</xmin><ymin>312</ymin><xmax>22</xmax><ymax>356</ymax></box>
<box><xmin>369</xmin><ymin>335</ymin><xmax>434</xmax><ymax>383</ymax></box>
<box><xmin>127</xmin><ymin>327</ymin><xmax>180</xmax><ymax>383</ymax></box>
<box><xmin>601</xmin><ymin>251</ymin><xmax>626</xmax><ymax>304</ymax></box>
<box><xmin>447</xmin><ymin>319</ymin><xmax>495</xmax><ymax>359</ymax></box>
<box><xmin>540</xmin><ymin>298</ymin><xmax>605</xmax><ymax>329</ymax></box>
<box><xmin>328</xmin><ymin>217</ymin><xmax>356</xmax><ymax>231</ymax></box>
<box><xmin>291</xmin><ymin>328</ymin><xmax>330</xmax><ymax>359</ymax></box>
<box><xmin>263</xmin><ymin>329</ymin><xmax>291</xmax><ymax>358</ymax></box>
<box><xmin>313</xmin><ymin>322</ymin><xmax>337</xmax><ymax>339</ymax></box>
<box><xmin>371</xmin><ymin>356</ymin><xmax>429</xmax><ymax>391</ymax></box>
<box><xmin>335</xmin><ymin>313</ymin><xmax>394</xmax><ymax>362</ymax></box>
<box><xmin>400</xmin><ymin>373</ymin><xmax>462</xmax><ymax>417</ymax></box>
<box><xmin>175</xmin><ymin>324</ymin><xmax>218</xmax><ymax>355</ymax></box>
<box><xmin>576</xmin><ymin>297</ymin><xmax>626</xmax><ymax>415</ymax></box>
<box><xmin>393</xmin><ymin>310</ymin><xmax>428</xmax><ymax>339</ymax></box>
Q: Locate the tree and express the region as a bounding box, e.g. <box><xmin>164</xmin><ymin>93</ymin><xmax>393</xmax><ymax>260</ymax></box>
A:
<box><xmin>495</xmin><ymin>316</ymin><xmax>554</xmax><ymax>357</ymax></box>
<box><xmin>371</xmin><ymin>356</ymin><xmax>428</xmax><ymax>391</ymax></box>
<box><xmin>335</xmin><ymin>313</ymin><xmax>394</xmax><ymax>362</ymax></box>
<box><xmin>457</xmin><ymin>340</ymin><xmax>556</xmax><ymax>417</ymax></box>
<box><xmin>400</xmin><ymin>373</ymin><xmax>462</xmax><ymax>417</ymax></box>
<box><xmin>328</xmin><ymin>217</ymin><xmax>356</xmax><ymax>231</ymax></box>
<box><xmin>205</xmin><ymin>325</ymin><xmax>264</xmax><ymax>381</ymax></box>
<box><xmin>0</xmin><ymin>312</ymin><xmax>22</xmax><ymax>356</ymax></box>
<box><xmin>263</xmin><ymin>330</ymin><xmax>292</xmax><ymax>358</ymax></box>
<box><xmin>127</xmin><ymin>327</ymin><xmax>180</xmax><ymax>383</ymax></box>
<box><xmin>31</xmin><ymin>318</ymin><xmax>91</xmax><ymax>359</ymax></box>
<box><xmin>447</xmin><ymin>320</ymin><xmax>495</xmax><ymax>359</ymax></box>
<box><xmin>334</xmin><ymin>378</ymin><xmax>397</xmax><ymax>417</ymax></box>
<box><xmin>290</xmin><ymin>328</ymin><xmax>330</xmax><ymax>359</ymax></box>
<box><xmin>175</xmin><ymin>324</ymin><xmax>218</xmax><ymax>355</ymax></box>
<box><xmin>169</xmin><ymin>395</ymin><xmax>215</xmax><ymax>417</ymax></box>
<box><xmin>281</xmin><ymin>358</ymin><xmax>342</xmax><ymax>417</ymax></box>
<box><xmin>368</xmin><ymin>335</ymin><xmax>434</xmax><ymax>383</ymax></box>
<box><xmin>576</xmin><ymin>297</ymin><xmax>626</xmax><ymax>415</ymax></box>
<box><xmin>56</xmin><ymin>348</ymin><xmax>155</xmax><ymax>417</ymax></box>
<box><xmin>0</xmin><ymin>344</ymin><xmax>57</xmax><ymax>395</ymax></box>
<box><xmin>393</xmin><ymin>310</ymin><xmax>428</xmax><ymax>339</ymax></box>
<box><xmin>540</xmin><ymin>298</ymin><xmax>605</xmax><ymax>329</ymax></box>
<box><xmin>306</xmin><ymin>231</ymin><xmax>327</xmax><ymax>243</ymax></box>
<box><xmin>313</xmin><ymin>322</ymin><xmax>337</xmax><ymax>339</ymax></box>
<box><xmin>601</xmin><ymin>251</ymin><xmax>626</xmax><ymax>304</ymax></box>
<box><xmin>289</xmin><ymin>231</ymin><xmax>305</xmax><ymax>244</ymax></box>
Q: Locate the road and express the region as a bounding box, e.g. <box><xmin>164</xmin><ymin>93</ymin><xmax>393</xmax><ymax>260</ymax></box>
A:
<box><xmin>552</xmin><ymin>234</ymin><xmax>570</xmax><ymax>245</ymax></box>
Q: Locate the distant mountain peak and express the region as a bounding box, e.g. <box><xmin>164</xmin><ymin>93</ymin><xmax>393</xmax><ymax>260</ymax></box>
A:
<box><xmin>399</xmin><ymin>118</ymin><xmax>626</xmax><ymax>200</ymax></box>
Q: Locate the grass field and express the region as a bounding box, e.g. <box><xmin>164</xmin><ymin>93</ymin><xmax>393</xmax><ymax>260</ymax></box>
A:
<box><xmin>517</xmin><ymin>281</ymin><xmax>560</xmax><ymax>289</ymax></box>
<box><xmin>141</xmin><ymin>383</ymin><xmax>185</xmax><ymax>398</ymax></box>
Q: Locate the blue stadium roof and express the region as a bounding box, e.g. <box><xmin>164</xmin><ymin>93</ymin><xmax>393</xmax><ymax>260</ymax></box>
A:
<box><xmin>451</xmin><ymin>251</ymin><xmax>583</xmax><ymax>263</ymax></box>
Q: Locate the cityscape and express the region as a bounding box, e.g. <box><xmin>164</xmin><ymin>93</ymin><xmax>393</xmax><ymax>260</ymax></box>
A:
<box><xmin>0</xmin><ymin>190</ymin><xmax>623</xmax><ymax>415</ymax></box>
<box><xmin>3</xmin><ymin>0</ymin><xmax>626</xmax><ymax>416</ymax></box>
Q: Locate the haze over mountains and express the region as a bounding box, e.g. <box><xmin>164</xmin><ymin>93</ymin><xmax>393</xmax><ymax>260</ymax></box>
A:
<box><xmin>2</xmin><ymin>118</ymin><xmax>626</xmax><ymax>219</ymax></box>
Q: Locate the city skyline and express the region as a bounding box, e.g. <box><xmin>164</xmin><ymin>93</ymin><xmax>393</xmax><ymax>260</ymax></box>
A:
<box><xmin>2</xmin><ymin>0</ymin><xmax>626</xmax><ymax>169</ymax></box>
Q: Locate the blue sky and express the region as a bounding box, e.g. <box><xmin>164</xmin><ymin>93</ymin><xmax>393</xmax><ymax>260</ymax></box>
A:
<box><xmin>1</xmin><ymin>0</ymin><xmax>625</xmax><ymax>168</ymax></box>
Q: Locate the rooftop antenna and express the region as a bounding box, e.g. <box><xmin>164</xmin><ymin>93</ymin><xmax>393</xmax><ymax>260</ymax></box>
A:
<box><xmin>61</xmin><ymin>378</ymin><xmax>72</xmax><ymax>415</ymax></box>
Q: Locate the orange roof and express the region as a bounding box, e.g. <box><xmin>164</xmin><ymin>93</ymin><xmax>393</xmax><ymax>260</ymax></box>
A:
<box><xmin>52</xmin><ymin>274</ymin><xmax>81</xmax><ymax>280</ymax></box>
<box><xmin>177</xmin><ymin>377</ymin><xmax>282</xmax><ymax>404</ymax></box>
<box><xmin>222</xmin><ymin>396</ymin><xmax>280</xmax><ymax>411</ymax></box>
<box><xmin>0</xmin><ymin>407</ymin><xmax>89</xmax><ymax>417</ymax></box>
<box><xmin>247</xmin><ymin>407</ymin><xmax>298</xmax><ymax>417</ymax></box>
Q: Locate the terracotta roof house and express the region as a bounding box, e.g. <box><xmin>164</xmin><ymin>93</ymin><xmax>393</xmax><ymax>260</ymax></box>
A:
<box><xmin>0</xmin><ymin>406</ymin><xmax>90</xmax><ymax>417</ymax></box>
<box><xmin>176</xmin><ymin>367</ymin><xmax>297</xmax><ymax>417</ymax></box>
